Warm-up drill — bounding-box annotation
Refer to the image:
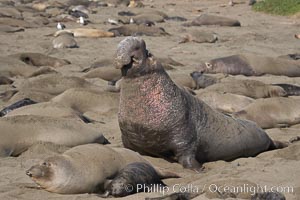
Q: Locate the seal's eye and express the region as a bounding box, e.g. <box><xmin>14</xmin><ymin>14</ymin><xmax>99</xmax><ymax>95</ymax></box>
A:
<box><xmin>205</xmin><ymin>62</ymin><xmax>212</xmax><ymax>69</ymax></box>
<box><xmin>42</xmin><ymin>162</ymin><xmax>51</xmax><ymax>167</ymax></box>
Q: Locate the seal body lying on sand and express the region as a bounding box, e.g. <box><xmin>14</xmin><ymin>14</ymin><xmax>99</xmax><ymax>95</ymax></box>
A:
<box><xmin>109</xmin><ymin>24</ymin><xmax>169</xmax><ymax>36</ymax></box>
<box><xmin>102</xmin><ymin>162</ymin><xmax>179</xmax><ymax>197</ymax></box>
<box><xmin>0</xmin><ymin>115</ymin><xmax>109</xmax><ymax>157</ymax></box>
<box><xmin>233</xmin><ymin>97</ymin><xmax>300</xmax><ymax>129</ymax></box>
<box><xmin>197</xmin><ymin>54</ymin><xmax>300</xmax><ymax>77</ymax></box>
<box><xmin>26</xmin><ymin>144</ymin><xmax>147</xmax><ymax>194</ymax></box>
<box><xmin>52</xmin><ymin>32</ymin><xmax>78</xmax><ymax>49</ymax></box>
<box><xmin>9</xmin><ymin>53</ymin><xmax>71</xmax><ymax>67</ymax></box>
<box><xmin>183</xmin><ymin>14</ymin><xmax>241</xmax><ymax>27</ymax></box>
<box><xmin>195</xmin><ymin>91</ymin><xmax>254</xmax><ymax>113</ymax></box>
<box><xmin>203</xmin><ymin>79</ymin><xmax>287</xmax><ymax>99</ymax></box>
<box><xmin>54</xmin><ymin>28</ymin><xmax>115</xmax><ymax>38</ymax></box>
<box><xmin>115</xmin><ymin>37</ymin><xmax>284</xmax><ymax>171</ymax></box>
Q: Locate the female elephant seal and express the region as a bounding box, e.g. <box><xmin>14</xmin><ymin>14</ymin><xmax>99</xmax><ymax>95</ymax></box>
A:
<box><xmin>0</xmin><ymin>115</ymin><xmax>109</xmax><ymax>157</ymax></box>
<box><xmin>197</xmin><ymin>54</ymin><xmax>300</xmax><ymax>77</ymax></box>
<box><xmin>101</xmin><ymin>162</ymin><xmax>179</xmax><ymax>197</ymax></box>
<box><xmin>114</xmin><ymin>37</ymin><xmax>285</xmax><ymax>171</ymax></box>
<box><xmin>233</xmin><ymin>97</ymin><xmax>300</xmax><ymax>129</ymax></box>
<box><xmin>182</xmin><ymin>14</ymin><xmax>241</xmax><ymax>27</ymax></box>
<box><xmin>26</xmin><ymin>144</ymin><xmax>148</xmax><ymax>194</ymax></box>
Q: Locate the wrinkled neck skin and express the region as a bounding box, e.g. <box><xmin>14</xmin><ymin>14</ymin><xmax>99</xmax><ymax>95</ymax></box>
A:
<box><xmin>119</xmin><ymin>57</ymin><xmax>182</xmax><ymax>129</ymax></box>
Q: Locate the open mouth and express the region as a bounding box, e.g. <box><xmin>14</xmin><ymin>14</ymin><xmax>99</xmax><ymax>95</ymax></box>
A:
<box><xmin>121</xmin><ymin>57</ymin><xmax>138</xmax><ymax>76</ymax></box>
<box><xmin>121</xmin><ymin>61</ymin><xmax>132</xmax><ymax>76</ymax></box>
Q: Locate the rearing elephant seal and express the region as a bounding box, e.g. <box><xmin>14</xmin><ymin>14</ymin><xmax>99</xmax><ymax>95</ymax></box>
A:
<box><xmin>114</xmin><ymin>37</ymin><xmax>284</xmax><ymax>171</ymax></box>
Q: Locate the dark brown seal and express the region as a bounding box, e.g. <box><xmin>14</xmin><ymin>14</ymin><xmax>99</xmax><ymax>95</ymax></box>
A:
<box><xmin>114</xmin><ymin>37</ymin><xmax>285</xmax><ymax>171</ymax></box>
<box><xmin>101</xmin><ymin>162</ymin><xmax>179</xmax><ymax>197</ymax></box>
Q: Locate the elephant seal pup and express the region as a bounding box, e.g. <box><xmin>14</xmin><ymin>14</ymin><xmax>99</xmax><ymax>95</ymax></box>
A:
<box><xmin>204</xmin><ymin>79</ymin><xmax>287</xmax><ymax>99</ymax></box>
<box><xmin>54</xmin><ymin>28</ymin><xmax>114</xmax><ymax>38</ymax></box>
<box><xmin>26</xmin><ymin>144</ymin><xmax>147</xmax><ymax>194</ymax></box>
<box><xmin>197</xmin><ymin>54</ymin><xmax>300</xmax><ymax>77</ymax></box>
<box><xmin>183</xmin><ymin>14</ymin><xmax>241</xmax><ymax>27</ymax></box>
<box><xmin>233</xmin><ymin>97</ymin><xmax>300</xmax><ymax>129</ymax></box>
<box><xmin>114</xmin><ymin>37</ymin><xmax>284</xmax><ymax>171</ymax></box>
<box><xmin>109</xmin><ymin>24</ymin><xmax>169</xmax><ymax>36</ymax></box>
<box><xmin>0</xmin><ymin>98</ymin><xmax>37</xmax><ymax>117</ymax></box>
<box><xmin>272</xmin><ymin>83</ymin><xmax>300</xmax><ymax>96</ymax></box>
<box><xmin>9</xmin><ymin>53</ymin><xmax>71</xmax><ymax>68</ymax></box>
<box><xmin>101</xmin><ymin>162</ymin><xmax>179</xmax><ymax>197</ymax></box>
<box><xmin>52</xmin><ymin>32</ymin><xmax>78</xmax><ymax>49</ymax></box>
<box><xmin>0</xmin><ymin>115</ymin><xmax>109</xmax><ymax>157</ymax></box>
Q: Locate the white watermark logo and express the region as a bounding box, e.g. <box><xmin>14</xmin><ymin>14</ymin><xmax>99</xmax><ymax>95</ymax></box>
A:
<box><xmin>123</xmin><ymin>183</ymin><xmax>294</xmax><ymax>196</ymax></box>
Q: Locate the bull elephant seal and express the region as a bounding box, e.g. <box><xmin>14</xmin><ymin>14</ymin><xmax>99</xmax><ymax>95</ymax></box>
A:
<box><xmin>114</xmin><ymin>37</ymin><xmax>284</xmax><ymax>171</ymax></box>
<box><xmin>26</xmin><ymin>144</ymin><xmax>148</xmax><ymax>194</ymax></box>
<box><xmin>233</xmin><ymin>97</ymin><xmax>300</xmax><ymax>129</ymax></box>
<box><xmin>101</xmin><ymin>162</ymin><xmax>179</xmax><ymax>197</ymax></box>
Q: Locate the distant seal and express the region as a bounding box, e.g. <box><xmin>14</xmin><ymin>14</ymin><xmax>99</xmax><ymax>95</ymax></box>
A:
<box><xmin>0</xmin><ymin>98</ymin><xmax>37</xmax><ymax>117</ymax></box>
<box><xmin>0</xmin><ymin>115</ymin><xmax>109</xmax><ymax>157</ymax></box>
<box><xmin>179</xmin><ymin>30</ymin><xmax>218</xmax><ymax>44</ymax></box>
<box><xmin>54</xmin><ymin>28</ymin><xmax>115</xmax><ymax>38</ymax></box>
<box><xmin>204</xmin><ymin>79</ymin><xmax>287</xmax><ymax>99</ymax></box>
<box><xmin>9</xmin><ymin>53</ymin><xmax>71</xmax><ymax>67</ymax></box>
<box><xmin>26</xmin><ymin>144</ymin><xmax>147</xmax><ymax>194</ymax></box>
<box><xmin>114</xmin><ymin>37</ymin><xmax>285</xmax><ymax>171</ymax></box>
<box><xmin>109</xmin><ymin>24</ymin><xmax>169</xmax><ymax>36</ymax></box>
<box><xmin>197</xmin><ymin>54</ymin><xmax>300</xmax><ymax>77</ymax></box>
<box><xmin>233</xmin><ymin>97</ymin><xmax>300</xmax><ymax>129</ymax></box>
<box><xmin>183</xmin><ymin>14</ymin><xmax>241</xmax><ymax>27</ymax></box>
<box><xmin>0</xmin><ymin>24</ymin><xmax>24</xmax><ymax>33</ymax></box>
<box><xmin>101</xmin><ymin>162</ymin><xmax>179</xmax><ymax>197</ymax></box>
<box><xmin>52</xmin><ymin>32</ymin><xmax>78</xmax><ymax>49</ymax></box>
